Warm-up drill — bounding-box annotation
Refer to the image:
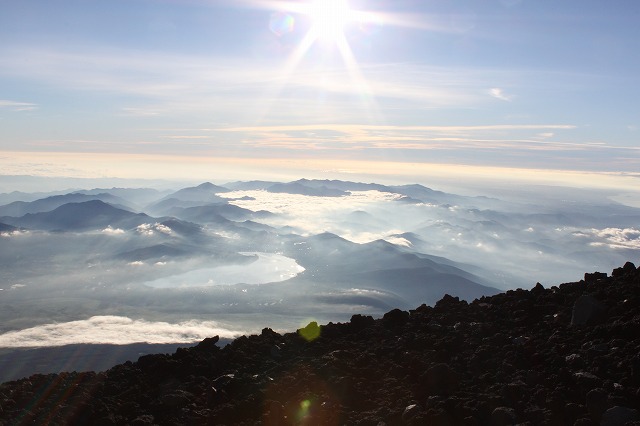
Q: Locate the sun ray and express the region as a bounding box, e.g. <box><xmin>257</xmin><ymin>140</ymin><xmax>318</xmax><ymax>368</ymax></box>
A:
<box><xmin>252</xmin><ymin>0</ymin><xmax>396</xmax><ymax>125</ymax></box>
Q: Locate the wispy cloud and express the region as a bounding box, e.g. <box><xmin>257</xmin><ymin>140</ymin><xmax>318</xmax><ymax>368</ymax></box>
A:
<box><xmin>217</xmin><ymin>123</ymin><xmax>587</xmax><ymax>152</ymax></box>
<box><xmin>0</xmin><ymin>316</ymin><xmax>245</xmax><ymax>348</ymax></box>
<box><xmin>489</xmin><ymin>87</ymin><xmax>514</xmax><ymax>101</ymax></box>
<box><xmin>0</xmin><ymin>45</ymin><xmax>531</xmax><ymax>120</ymax></box>
<box><xmin>0</xmin><ymin>100</ymin><xmax>38</xmax><ymax>112</ymax></box>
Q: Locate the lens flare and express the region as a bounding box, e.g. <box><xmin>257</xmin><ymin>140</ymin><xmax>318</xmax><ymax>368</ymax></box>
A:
<box><xmin>299</xmin><ymin>321</ymin><xmax>321</xmax><ymax>341</ymax></box>
<box><xmin>269</xmin><ymin>12</ymin><xmax>295</xmax><ymax>37</ymax></box>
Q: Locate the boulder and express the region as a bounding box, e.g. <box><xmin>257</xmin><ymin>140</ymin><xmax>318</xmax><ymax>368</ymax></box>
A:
<box><xmin>600</xmin><ymin>406</ymin><xmax>640</xmax><ymax>426</ymax></box>
<box><xmin>350</xmin><ymin>314</ymin><xmax>375</xmax><ymax>331</ymax></box>
<box><xmin>382</xmin><ymin>309</ymin><xmax>409</xmax><ymax>328</ymax></box>
<box><xmin>585</xmin><ymin>388</ymin><xmax>607</xmax><ymax>420</ymax></box>
<box><xmin>612</xmin><ymin>262</ymin><xmax>636</xmax><ymax>277</ymax></box>
<box><xmin>194</xmin><ymin>336</ymin><xmax>220</xmax><ymax>352</ymax></box>
<box><xmin>571</xmin><ymin>295</ymin><xmax>606</xmax><ymax>326</ymax></box>
<box><xmin>584</xmin><ymin>272</ymin><xmax>607</xmax><ymax>283</ymax></box>
<box><xmin>491</xmin><ymin>406</ymin><xmax>517</xmax><ymax>426</ymax></box>
<box><xmin>422</xmin><ymin>363</ymin><xmax>459</xmax><ymax>396</ymax></box>
<box><xmin>531</xmin><ymin>282</ymin><xmax>545</xmax><ymax>293</ymax></box>
<box><xmin>402</xmin><ymin>404</ymin><xmax>421</xmax><ymax>423</ymax></box>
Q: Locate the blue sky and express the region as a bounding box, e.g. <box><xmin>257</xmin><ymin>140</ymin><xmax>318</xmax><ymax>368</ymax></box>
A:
<box><xmin>0</xmin><ymin>0</ymin><xmax>639</xmax><ymax>186</ymax></box>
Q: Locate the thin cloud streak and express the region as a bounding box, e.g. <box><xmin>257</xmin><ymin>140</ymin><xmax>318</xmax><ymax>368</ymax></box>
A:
<box><xmin>221</xmin><ymin>123</ymin><xmax>577</xmax><ymax>132</ymax></box>
<box><xmin>0</xmin><ymin>100</ymin><xmax>38</xmax><ymax>112</ymax></box>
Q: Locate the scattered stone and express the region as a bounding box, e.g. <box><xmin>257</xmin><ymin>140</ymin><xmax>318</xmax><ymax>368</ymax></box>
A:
<box><xmin>402</xmin><ymin>404</ymin><xmax>420</xmax><ymax>423</ymax></box>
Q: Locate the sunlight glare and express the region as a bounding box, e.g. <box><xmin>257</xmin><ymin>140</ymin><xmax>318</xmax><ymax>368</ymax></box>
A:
<box><xmin>309</xmin><ymin>0</ymin><xmax>353</xmax><ymax>43</ymax></box>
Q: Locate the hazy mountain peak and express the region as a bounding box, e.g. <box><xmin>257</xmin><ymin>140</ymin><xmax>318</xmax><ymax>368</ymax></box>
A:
<box><xmin>195</xmin><ymin>182</ymin><xmax>226</xmax><ymax>191</ymax></box>
<box><xmin>267</xmin><ymin>182</ymin><xmax>347</xmax><ymax>197</ymax></box>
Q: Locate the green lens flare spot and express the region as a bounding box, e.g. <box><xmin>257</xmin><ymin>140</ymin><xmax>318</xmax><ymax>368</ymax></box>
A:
<box><xmin>298</xmin><ymin>321</ymin><xmax>321</xmax><ymax>342</ymax></box>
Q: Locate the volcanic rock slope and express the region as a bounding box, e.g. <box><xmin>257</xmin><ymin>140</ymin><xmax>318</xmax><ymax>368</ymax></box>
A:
<box><xmin>2</xmin><ymin>263</ymin><xmax>640</xmax><ymax>426</ymax></box>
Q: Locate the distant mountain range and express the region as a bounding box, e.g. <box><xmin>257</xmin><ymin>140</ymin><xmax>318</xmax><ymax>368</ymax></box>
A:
<box><xmin>0</xmin><ymin>200</ymin><xmax>149</xmax><ymax>231</ymax></box>
<box><xmin>0</xmin><ymin>192</ymin><xmax>133</xmax><ymax>217</ymax></box>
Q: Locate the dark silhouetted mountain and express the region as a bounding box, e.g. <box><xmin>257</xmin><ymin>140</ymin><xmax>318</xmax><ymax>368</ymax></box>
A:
<box><xmin>2</xmin><ymin>263</ymin><xmax>639</xmax><ymax>425</ymax></box>
<box><xmin>267</xmin><ymin>182</ymin><xmax>348</xmax><ymax>197</ymax></box>
<box><xmin>0</xmin><ymin>342</ymin><xmax>235</xmax><ymax>383</ymax></box>
<box><xmin>350</xmin><ymin>267</ymin><xmax>498</xmax><ymax>304</ymax></box>
<box><xmin>282</xmin><ymin>232</ymin><xmax>498</xmax><ymax>307</ymax></box>
<box><xmin>0</xmin><ymin>200</ymin><xmax>150</xmax><ymax>231</ymax></box>
<box><xmin>0</xmin><ymin>222</ymin><xmax>17</xmax><ymax>232</ymax></box>
<box><xmin>0</xmin><ymin>192</ymin><xmax>133</xmax><ymax>217</ymax></box>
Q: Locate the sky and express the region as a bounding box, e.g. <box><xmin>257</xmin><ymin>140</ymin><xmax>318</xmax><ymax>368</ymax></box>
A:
<box><xmin>1</xmin><ymin>0</ymin><xmax>639</xmax><ymax>189</ymax></box>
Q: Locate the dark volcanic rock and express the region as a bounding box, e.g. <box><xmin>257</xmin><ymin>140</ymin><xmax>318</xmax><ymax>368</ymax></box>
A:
<box><xmin>601</xmin><ymin>406</ymin><xmax>640</xmax><ymax>426</ymax></box>
<box><xmin>571</xmin><ymin>294</ymin><xmax>606</xmax><ymax>326</ymax></box>
<box><xmin>1</xmin><ymin>263</ymin><xmax>640</xmax><ymax>425</ymax></box>
<box><xmin>584</xmin><ymin>271</ymin><xmax>607</xmax><ymax>283</ymax></box>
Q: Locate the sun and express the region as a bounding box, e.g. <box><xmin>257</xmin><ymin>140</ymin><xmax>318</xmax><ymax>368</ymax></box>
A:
<box><xmin>308</xmin><ymin>0</ymin><xmax>354</xmax><ymax>43</ymax></box>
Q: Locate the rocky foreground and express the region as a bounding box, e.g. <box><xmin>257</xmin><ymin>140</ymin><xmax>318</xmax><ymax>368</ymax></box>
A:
<box><xmin>2</xmin><ymin>263</ymin><xmax>640</xmax><ymax>425</ymax></box>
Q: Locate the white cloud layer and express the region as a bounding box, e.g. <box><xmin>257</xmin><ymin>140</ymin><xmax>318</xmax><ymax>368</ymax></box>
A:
<box><xmin>102</xmin><ymin>226</ymin><xmax>125</xmax><ymax>235</ymax></box>
<box><xmin>136</xmin><ymin>223</ymin><xmax>172</xmax><ymax>236</ymax></box>
<box><xmin>221</xmin><ymin>190</ymin><xmax>404</xmax><ymax>237</ymax></box>
<box><xmin>591</xmin><ymin>227</ymin><xmax>640</xmax><ymax>249</ymax></box>
<box><xmin>1</xmin><ymin>230</ymin><xmax>30</xmax><ymax>238</ymax></box>
<box><xmin>0</xmin><ymin>316</ymin><xmax>245</xmax><ymax>348</ymax></box>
